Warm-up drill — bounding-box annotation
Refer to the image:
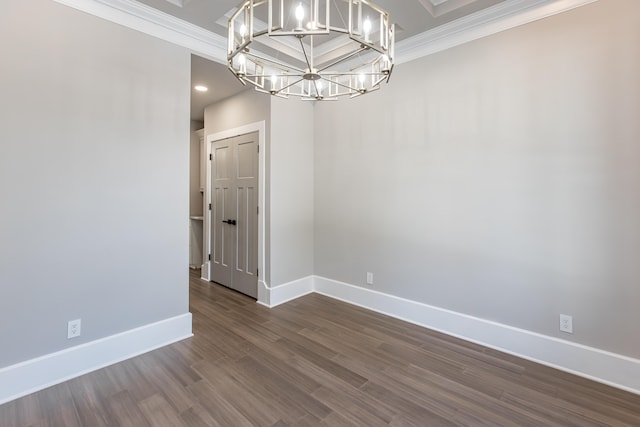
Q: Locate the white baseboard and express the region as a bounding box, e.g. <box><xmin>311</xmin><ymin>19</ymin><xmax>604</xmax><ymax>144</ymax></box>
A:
<box><xmin>201</xmin><ymin>261</ymin><xmax>210</xmax><ymax>281</ymax></box>
<box><xmin>0</xmin><ymin>313</ymin><xmax>193</xmax><ymax>405</ymax></box>
<box><xmin>257</xmin><ymin>280</ymin><xmax>270</xmax><ymax>306</ymax></box>
<box><xmin>258</xmin><ymin>276</ymin><xmax>314</xmax><ymax>308</ymax></box>
<box><xmin>313</xmin><ymin>276</ymin><xmax>640</xmax><ymax>395</ymax></box>
<box><xmin>261</xmin><ymin>274</ymin><xmax>640</xmax><ymax>395</ymax></box>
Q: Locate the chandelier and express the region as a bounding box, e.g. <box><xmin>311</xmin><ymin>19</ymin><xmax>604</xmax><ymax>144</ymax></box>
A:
<box><xmin>227</xmin><ymin>0</ymin><xmax>395</xmax><ymax>100</ymax></box>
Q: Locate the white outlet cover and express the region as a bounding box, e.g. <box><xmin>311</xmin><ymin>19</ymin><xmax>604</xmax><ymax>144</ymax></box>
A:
<box><xmin>366</xmin><ymin>272</ymin><xmax>374</xmax><ymax>285</ymax></box>
<box><xmin>559</xmin><ymin>314</ymin><xmax>573</xmax><ymax>334</ymax></box>
<box><xmin>67</xmin><ymin>319</ymin><xmax>82</xmax><ymax>339</ymax></box>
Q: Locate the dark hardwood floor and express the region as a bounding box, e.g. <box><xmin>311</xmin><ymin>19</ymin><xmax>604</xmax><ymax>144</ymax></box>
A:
<box><xmin>1</xmin><ymin>269</ymin><xmax>639</xmax><ymax>426</ymax></box>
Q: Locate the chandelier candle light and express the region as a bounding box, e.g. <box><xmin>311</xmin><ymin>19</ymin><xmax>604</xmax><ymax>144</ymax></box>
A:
<box><xmin>227</xmin><ymin>0</ymin><xmax>395</xmax><ymax>100</ymax></box>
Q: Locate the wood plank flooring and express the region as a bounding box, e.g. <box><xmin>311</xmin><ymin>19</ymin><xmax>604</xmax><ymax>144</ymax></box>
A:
<box><xmin>1</xmin><ymin>269</ymin><xmax>639</xmax><ymax>426</ymax></box>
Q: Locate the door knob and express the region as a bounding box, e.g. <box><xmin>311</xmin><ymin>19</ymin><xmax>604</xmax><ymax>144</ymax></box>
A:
<box><xmin>222</xmin><ymin>219</ymin><xmax>237</xmax><ymax>226</ymax></box>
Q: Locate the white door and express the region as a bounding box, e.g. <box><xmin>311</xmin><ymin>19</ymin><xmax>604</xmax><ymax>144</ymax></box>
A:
<box><xmin>211</xmin><ymin>132</ymin><xmax>259</xmax><ymax>298</ymax></box>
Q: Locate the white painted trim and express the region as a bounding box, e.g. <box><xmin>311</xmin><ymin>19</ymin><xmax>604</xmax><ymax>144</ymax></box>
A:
<box><xmin>395</xmin><ymin>0</ymin><xmax>598</xmax><ymax>64</ymax></box>
<box><xmin>53</xmin><ymin>0</ymin><xmax>598</xmax><ymax>68</ymax></box>
<box><xmin>204</xmin><ymin>121</ymin><xmax>267</xmax><ymax>304</ymax></box>
<box><xmin>0</xmin><ymin>313</ymin><xmax>193</xmax><ymax>405</ymax></box>
<box><xmin>256</xmin><ymin>274</ymin><xmax>640</xmax><ymax>394</ymax></box>
<box><xmin>52</xmin><ymin>0</ymin><xmax>227</xmax><ymax>63</ymax></box>
<box><xmin>257</xmin><ymin>280</ymin><xmax>271</xmax><ymax>307</ymax></box>
<box><xmin>312</xmin><ymin>276</ymin><xmax>640</xmax><ymax>395</ymax></box>
<box><xmin>260</xmin><ymin>276</ymin><xmax>314</xmax><ymax>308</ymax></box>
<box><xmin>163</xmin><ymin>0</ymin><xmax>188</xmax><ymax>7</ymax></box>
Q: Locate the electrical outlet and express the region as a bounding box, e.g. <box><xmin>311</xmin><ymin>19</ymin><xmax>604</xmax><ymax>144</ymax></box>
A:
<box><xmin>366</xmin><ymin>272</ymin><xmax>374</xmax><ymax>285</ymax></box>
<box><xmin>67</xmin><ymin>319</ymin><xmax>81</xmax><ymax>339</ymax></box>
<box><xmin>559</xmin><ymin>314</ymin><xmax>573</xmax><ymax>334</ymax></box>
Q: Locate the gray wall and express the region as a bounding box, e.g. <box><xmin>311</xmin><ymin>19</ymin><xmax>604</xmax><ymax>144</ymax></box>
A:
<box><xmin>270</xmin><ymin>98</ymin><xmax>314</xmax><ymax>286</ymax></box>
<box><xmin>190</xmin><ymin>120</ymin><xmax>204</xmax><ymax>217</ymax></box>
<box><xmin>0</xmin><ymin>0</ymin><xmax>191</xmax><ymax>367</ymax></box>
<box><xmin>314</xmin><ymin>0</ymin><xmax>640</xmax><ymax>359</ymax></box>
<box><xmin>204</xmin><ymin>90</ymin><xmax>270</xmax><ymax>141</ymax></box>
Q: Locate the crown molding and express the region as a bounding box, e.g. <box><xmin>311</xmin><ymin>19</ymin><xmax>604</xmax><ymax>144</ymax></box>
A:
<box><xmin>53</xmin><ymin>0</ymin><xmax>227</xmax><ymax>64</ymax></box>
<box><xmin>396</xmin><ymin>0</ymin><xmax>599</xmax><ymax>64</ymax></box>
<box><xmin>163</xmin><ymin>0</ymin><xmax>191</xmax><ymax>7</ymax></box>
<box><xmin>53</xmin><ymin>0</ymin><xmax>598</xmax><ymax>67</ymax></box>
<box><xmin>418</xmin><ymin>0</ymin><xmax>482</xmax><ymax>18</ymax></box>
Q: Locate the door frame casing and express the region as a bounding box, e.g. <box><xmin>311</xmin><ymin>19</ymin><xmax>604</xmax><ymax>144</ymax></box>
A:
<box><xmin>201</xmin><ymin>121</ymin><xmax>267</xmax><ymax>304</ymax></box>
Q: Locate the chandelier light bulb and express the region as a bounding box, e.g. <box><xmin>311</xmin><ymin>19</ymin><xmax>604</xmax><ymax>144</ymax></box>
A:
<box><xmin>239</xmin><ymin>24</ymin><xmax>247</xmax><ymax>44</ymax></box>
<box><xmin>358</xmin><ymin>72</ymin><xmax>366</xmax><ymax>91</ymax></box>
<box><xmin>295</xmin><ymin>3</ymin><xmax>304</xmax><ymax>28</ymax></box>
<box><xmin>382</xmin><ymin>54</ymin><xmax>390</xmax><ymax>73</ymax></box>
<box><xmin>237</xmin><ymin>53</ymin><xmax>247</xmax><ymax>76</ymax></box>
<box><xmin>363</xmin><ymin>18</ymin><xmax>372</xmax><ymax>41</ymax></box>
<box><xmin>315</xmin><ymin>80</ymin><xmax>324</xmax><ymax>99</ymax></box>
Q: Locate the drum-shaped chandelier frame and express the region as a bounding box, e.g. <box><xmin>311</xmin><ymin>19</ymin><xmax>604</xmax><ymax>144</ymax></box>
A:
<box><xmin>227</xmin><ymin>0</ymin><xmax>395</xmax><ymax>100</ymax></box>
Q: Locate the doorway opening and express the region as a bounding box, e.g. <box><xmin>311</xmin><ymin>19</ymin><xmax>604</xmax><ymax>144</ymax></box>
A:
<box><xmin>201</xmin><ymin>122</ymin><xmax>266</xmax><ymax>302</ymax></box>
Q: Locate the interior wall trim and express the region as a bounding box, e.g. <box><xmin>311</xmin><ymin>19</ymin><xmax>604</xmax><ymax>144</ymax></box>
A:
<box><xmin>257</xmin><ymin>279</ymin><xmax>271</xmax><ymax>307</ymax></box>
<box><xmin>266</xmin><ymin>275</ymin><xmax>640</xmax><ymax>396</ymax></box>
<box><xmin>395</xmin><ymin>0</ymin><xmax>598</xmax><ymax>64</ymax></box>
<box><xmin>258</xmin><ymin>276</ymin><xmax>315</xmax><ymax>308</ymax></box>
<box><xmin>53</xmin><ymin>0</ymin><xmax>598</xmax><ymax>66</ymax></box>
<box><xmin>52</xmin><ymin>0</ymin><xmax>227</xmax><ymax>63</ymax></box>
<box><xmin>0</xmin><ymin>313</ymin><xmax>193</xmax><ymax>405</ymax></box>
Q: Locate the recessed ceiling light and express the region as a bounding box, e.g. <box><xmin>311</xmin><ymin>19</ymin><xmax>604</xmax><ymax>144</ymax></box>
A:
<box><xmin>194</xmin><ymin>85</ymin><xmax>208</xmax><ymax>92</ymax></box>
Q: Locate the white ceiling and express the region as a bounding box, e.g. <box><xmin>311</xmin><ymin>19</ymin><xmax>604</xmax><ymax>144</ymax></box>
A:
<box><xmin>88</xmin><ymin>0</ymin><xmax>593</xmax><ymax>121</ymax></box>
<box><xmin>168</xmin><ymin>0</ymin><xmax>505</xmax><ymax>120</ymax></box>
<box><xmin>137</xmin><ymin>0</ymin><xmax>506</xmax><ymax>43</ymax></box>
<box><xmin>190</xmin><ymin>54</ymin><xmax>249</xmax><ymax>122</ymax></box>
<box><xmin>184</xmin><ymin>0</ymin><xmax>504</xmax><ymax>120</ymax></box>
